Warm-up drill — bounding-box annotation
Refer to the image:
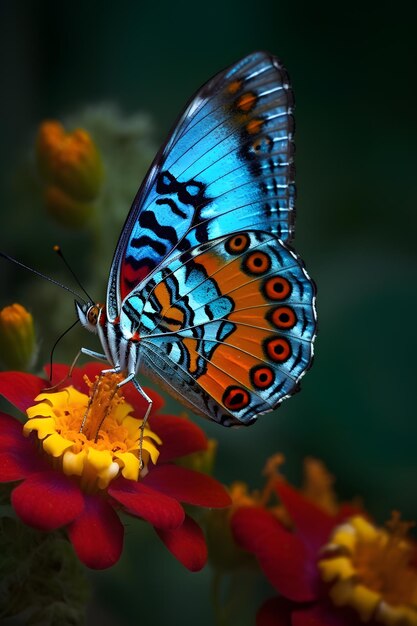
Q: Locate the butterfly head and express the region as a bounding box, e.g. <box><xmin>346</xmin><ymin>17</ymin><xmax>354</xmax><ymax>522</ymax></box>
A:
<box><xmin>75</xmin><ymin>301</ymin><xmax>104</xmax><ymax>333</ymax></box>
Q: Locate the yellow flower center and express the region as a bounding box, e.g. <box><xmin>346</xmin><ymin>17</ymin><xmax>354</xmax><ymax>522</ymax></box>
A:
<box><xmin>24</xmin><ymin>373</ymin><xmax>161</xmax><ymax>492</ymax></box>
<box><xmin>318</xmin><ymin>514</ymin><xmax>417</xmax><ymax>626</ymax></box>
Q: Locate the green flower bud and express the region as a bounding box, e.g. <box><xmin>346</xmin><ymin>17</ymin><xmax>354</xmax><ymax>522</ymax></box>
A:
<box><xmin>0</xmin><ymin>303</ymin><xmax>37</xmax><ymax>371</ymax></box>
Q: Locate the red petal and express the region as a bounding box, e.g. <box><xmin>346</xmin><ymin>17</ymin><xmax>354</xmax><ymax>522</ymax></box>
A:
<box><xmin>0</xmin><ymin>411</ymin><xmax>27</xmax><ymax>448</ymax></box>
<box><xmin>0</xmin><ymin>450</ymin><xmax>44</xmax><ymax>481</ymax></box>
<box><xmin>143</xmin><ymin>464</ymin><xmax>231</xmax><ymax>508</ymax></box>
<box><xmin>275</xmin><ymin>479</ymin><xmax>336</xmax><ymax>554</ymax></box>
<box><xmin>232</xmin><ymin>507</ymin><xmax>318</xmax><ymax>602</ymax></box>
<box><xmin>155</xmin><ymin>514</ymin><xmax>207</xmax><ymax>571</ymax></box>
<box><xmin>123</xmin><ymin>385</ymin><xmax>164</xmax><ymax>417</ymax></box>
<box><xmin>11</xmin><ymin>471</ymin><xmax>84</xmax><ymax>530</ymax></box>
<box><xmin>150</xmin><ymin>414</ymin><xmax>208</xmax><ymax>463</ymax></box>
<box><xmin>0</xmin><ymin>411</ymin><xmax>24</xmax><ymax>435</ymax></box>
<box><xmin>45</xmin><ymin>362</ymin><xmax>101</xmax><ymax>392</ymax></box>
<box><xmin>108</xmin><ymin>477</ymin><xmax>184</xmax><ymax>529</ymax></box>
<box><xmin>257</xmin><ymin>597</ymin><xmax>292</xmax><ymax>626</ymax></box>
<box><xmin>292</xmin><ymin>605</ymin><xmax>352</xmax><ymax>626</ymax></box>
<box><xmin>0</xmin><ymin>371</ymin><xmax>46</xmax><ymax>413</ymax></box>
<box><xmin>0</xmin><ymin>413</ymin><xmax>47</xmax><ymax>478</ymax></box>
<box><xmin>68</xmin><ymin>494</ymin><xmax>124</xmax><ymax>569</ymax></box>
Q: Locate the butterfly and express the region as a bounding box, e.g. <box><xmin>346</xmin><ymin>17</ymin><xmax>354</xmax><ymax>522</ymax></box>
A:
<box><xmin>76</xmin><ymin>51</ymin><xmax>317</xmax><ymax>428</ymax></box>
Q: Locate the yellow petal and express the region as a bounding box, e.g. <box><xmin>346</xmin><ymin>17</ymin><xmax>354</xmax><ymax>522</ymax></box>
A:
<box><xmin>26</xmin><ymin>403</ymin><xmax>56</xmax><ymax>419</ymax></box>
<box><xmin>115</xmin><ymin>452</ymin><xmax>140</xmax><ymax>481</ymax></box>
<box><xmin>142</xmin><ymin>439</ymin><xmax>160</xmax><ymax>465</ymax></box>
<box><xmin>120</xmin><ymin>415</ymin><xmax>142</xmax><ymax>440</ymax></box>
<box><xmin>331</xmin><ymin>523</ymin><xmax>357</xmax><ymax>553</ymax></box>
<box><xmin>113</xmin><ymin>401</ymin><xmax>135</xmax><ymax>424</ymax></box>
<box><xmin>376</xmin><ymin>602</ymin><xmax>417</xmax><ymax>626</ymax></box>
<box><xmin>63</xmin><ymin>450</ymin><xmax>86</xmax><ymax>477</ymax></box>
<box><xmin>97</xmin><ymin>462</ymin><xmax>120</xmax><ymax>489</ymax></box>
<box><xmin>351</xmin><ymin>516</ymin><xmax>380</xmax><ymax>542</ymax></box>
<box><xmin>143</xmin><ymin>428</ymin><xmax>162</xmax><ymax>446</ymax></box>
<box><xmin>86</xmin><ymin>447</ymin><xmax>113</xmax><ymax>473</ymax></box>
<box><xmin>36</xmin><ymin>386</ymin><xmax>87</xmax><ymax>408</ymax></box>
<box><xmin>318</xmin><ymin>556</ymin><xmax>356</xmax><ymax>582</ymax></box>
<box><xmin>349</xmin><ymin>584</ymin><xmax>382</xmax><ymax>622</ymax></box>
<box><xmin>23</xmin><ymin>417</ymin><xmax>56</xmax><ymax>439</ymax></box>
<box><xmin>121</xmin><ymin>415</ymin><xmax>162</xmax><ymax>445</ymax></box>
<box><xmin>330</xmin><ymin>580</ymin><xmax>381</xmax><ymax>621</ymax></box>
<box><xmin>42</xmin><ymin>432</ymin><xmax>74</xmax><ymax>457</ymax></box>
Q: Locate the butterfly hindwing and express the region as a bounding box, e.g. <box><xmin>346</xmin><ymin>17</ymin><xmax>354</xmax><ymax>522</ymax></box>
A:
<box><xmin>107</xmin><ymin>51</ymin><xmax>296</xmax><ymax>321</ymax></box>
<box><xmin>120</xmin><ymin>231</ymin><xmax>316</xmax><ymax>426</ymax></box>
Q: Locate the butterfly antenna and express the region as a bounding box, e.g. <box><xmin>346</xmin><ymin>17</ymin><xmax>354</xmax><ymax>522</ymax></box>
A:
<box><xmin>53</xmin><ymin>245</ymin><xmax>94</xmax><ymax>303</ymax></box>
<box><xmin>48</xmin><ymin>318</ymin><xmax>80</xmax><ymax>381</ymax></box>
<box><xmin>0</xmin><ymin>251</ymin><xmax>88</xmax><ymax>303</ymax></box>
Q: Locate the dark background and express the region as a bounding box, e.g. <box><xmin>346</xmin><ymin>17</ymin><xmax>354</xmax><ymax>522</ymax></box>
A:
<box><xmin>1</xmin><ymin>2</ymin><xmax>416</xmax><ymax>625</ymax></box>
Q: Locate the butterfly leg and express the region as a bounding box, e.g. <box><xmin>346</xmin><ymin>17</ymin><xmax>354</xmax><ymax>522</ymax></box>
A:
<box><xmin>79</xmin><ymin>347</ymin><xmax>108</xmax><ymax>363</ymax></box>
<box><xmin>116</xmin><ymin>376</ymin><xmax>153</xmax><ymax>470</ymax></box>
<box><xmin>44</xmin><ymin>347</ymin><xmax>109</xmax><ymax>392</ymax></box>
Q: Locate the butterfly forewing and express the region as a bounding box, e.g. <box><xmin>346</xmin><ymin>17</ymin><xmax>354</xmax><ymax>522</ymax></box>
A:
<box><xmin>107</xmin><ymin>51</ymin><xmax>296</xmax><ymax>322</ymax></box>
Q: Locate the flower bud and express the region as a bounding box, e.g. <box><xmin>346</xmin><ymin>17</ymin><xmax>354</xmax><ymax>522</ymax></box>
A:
<box><xmin>36</xmin><ymin>121</ymin><xmax>103</xmax><ymax>227</ymax></box>
<box><xmin>44</xmin><ymin>185</ymin><xmax>95</xmax><ymax>229</ymax></box>
<box><xmin>0</xmin><ymin>304</ymin><xmax>37</xmax><ymax>370</ymax></box>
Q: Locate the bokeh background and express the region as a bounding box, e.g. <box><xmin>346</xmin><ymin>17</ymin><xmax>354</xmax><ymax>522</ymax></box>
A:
<box><xmin>1</xmin><ymin>2</ymin><xmax>416</xmax><ymax>624</ymax></box>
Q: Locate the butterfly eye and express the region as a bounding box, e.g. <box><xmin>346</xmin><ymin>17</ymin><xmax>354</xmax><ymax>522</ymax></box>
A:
<box><xmin>87</xmin><ymin>305</ymin><xmax>100</xmax><ymax>326</ymax></box>
<box><xmin>264</xmin><ymin>276</ymin><xmax>292</xmax><ymax>300</ymax></box>
<box><xmin>225</xmin><ymin>234</ymin><xmax>250</xmax><ymax>254</ymax></box>
<box><xmin>244</xmin><ymin>251</ymin><xmax>271</xmax><ymax>275</ymax></box>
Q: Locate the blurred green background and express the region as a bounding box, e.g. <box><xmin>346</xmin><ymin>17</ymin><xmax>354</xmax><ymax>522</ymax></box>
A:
<box><xmin>1</xmin><ymin>1</ymin><xmax>416</xmax><ymax>624</ymax></box>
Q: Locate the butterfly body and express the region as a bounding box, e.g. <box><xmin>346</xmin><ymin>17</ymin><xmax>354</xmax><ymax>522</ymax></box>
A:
<box><xmin>76</xmin><ymin>51</ymin><xmax>317</xmax><ymax>427</ymax></box>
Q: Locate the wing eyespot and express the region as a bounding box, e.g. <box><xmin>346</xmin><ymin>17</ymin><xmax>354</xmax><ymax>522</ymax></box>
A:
<box><xmin>270</xmin><ymin>306</ymin><xmax>297</xmax><ymax>329</ymax></box>
<box><xmin>264</xmin><ymin>337</ymin><xmax>292</xmax><ymax>362</ymax></box>
<box><xmin>243</xmin><ymin>251</ymin><xmax>271</xmax><ymax>275</ymax></box>
<box><xmin>263</xmin><ymin>276</ymin><xmax>292</xmax><ymax>300</ymax></box>
<box><xmin>250</xmin><ymin>135</ymin><xmax>273</xmax><ymax>155</ymax></box>
<box><xmin>225</xmin><ymin>234</ymin><xmax>250</xmax><ymax>255</ymax></box>
<box><xmin>250</xmin><ymin>365</ymin><xmax>275</xmax><ymax>389</ymax></box>
<box><xmin>223</xmin><ymin>386</ymin><xmax>250</xmax><ymax>411</ymax></box>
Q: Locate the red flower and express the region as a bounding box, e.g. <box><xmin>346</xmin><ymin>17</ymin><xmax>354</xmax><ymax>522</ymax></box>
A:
<box><xmin>231</xmin><ymin>478</ymin><xmax>417</xmax><ymax>626</ymax></box>
<box><xmin>0</xmin><ymin>362</ymin><xmax>231</xmax><ymax>570</ymax></box>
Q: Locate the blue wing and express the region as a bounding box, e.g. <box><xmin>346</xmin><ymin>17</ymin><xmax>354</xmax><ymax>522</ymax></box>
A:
<box><xmin>107</xmin><ymin>51</ymin><xmax>296</xmax><ymax>321</ymax></box>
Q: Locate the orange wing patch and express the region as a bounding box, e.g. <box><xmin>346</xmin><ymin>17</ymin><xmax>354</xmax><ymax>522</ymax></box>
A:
<box><xmin>153</xmin><ymin>282</ymin><xmax>185</xmax><ymax>331</ymax></box>
<box><xmin>246</xmin><ymin>118</ymin><xmax>264</xmax><ymax>134</ymax></box>
<box><xmin>227</xmin><ymin>79</ymin><xmax>242</xmax><ymax>95</ymax></box>
<box><xmin>236</xmin><ymin>92</ymin><xmax>257</xmax><ymax>112</ymax></box>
